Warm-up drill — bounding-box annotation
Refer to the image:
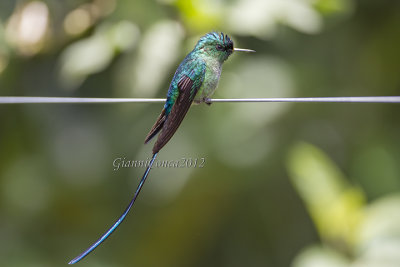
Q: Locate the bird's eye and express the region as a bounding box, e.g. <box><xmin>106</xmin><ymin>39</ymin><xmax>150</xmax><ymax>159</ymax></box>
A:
<box><xmin>216</xmin><ymin>44</ymin><xmax>224</xmax><ymax>51</ymax></box>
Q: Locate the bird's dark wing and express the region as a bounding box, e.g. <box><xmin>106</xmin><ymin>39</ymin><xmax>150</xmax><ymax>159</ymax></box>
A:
<box><xmin>152</xmin><ymin>73</ymin><xmax>203</xmax><ymax>153</ymax></box>
<box><xmin>144</xmin><ymin>108</ymin><xmax>166</xmax><ymax>144</ymax></box>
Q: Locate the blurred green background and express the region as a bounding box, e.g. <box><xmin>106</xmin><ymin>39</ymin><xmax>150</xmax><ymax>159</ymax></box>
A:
<box><xmin>1</xmin><ymin>0</ymin><xmax>400</xmax><ymax>266</ymax></box>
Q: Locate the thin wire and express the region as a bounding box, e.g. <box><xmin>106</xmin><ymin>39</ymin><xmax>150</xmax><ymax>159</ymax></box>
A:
<box><xmin>0</xmin><ymin>96</ymin><xmax>399</xmax><ymax>104</ymax></box>
<box><xmin>0</xmin><ymin>97</ymin><xmax>165</xmax><ymax>104</ymax></box>
<box><xmin>210</xmin><ymin>96</ymin><xmax>400</xmax><ymax>103</ymax></box>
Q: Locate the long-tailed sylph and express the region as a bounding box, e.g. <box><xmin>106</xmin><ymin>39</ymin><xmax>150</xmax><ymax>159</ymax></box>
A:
<box><xmin>69</xmin><ymin>32</ymin><xmax>254</xmax><ymax>264</ymax></box>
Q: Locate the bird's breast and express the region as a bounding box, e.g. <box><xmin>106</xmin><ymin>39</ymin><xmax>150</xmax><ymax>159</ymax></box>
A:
<box><xmin>196</xmin><ymin>60</ymin><xmax>222</xmax><ymax>102</ymax></box>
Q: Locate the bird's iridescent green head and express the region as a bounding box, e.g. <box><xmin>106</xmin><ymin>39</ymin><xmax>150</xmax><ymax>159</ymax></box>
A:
<box><xmin>194</xmin><ymin>32</ymin><xmax>234</xmax><ymax>62</ymax></box>
<box><xmin>194</xmin><ymin>32</ymin><xmax>255</xmax><ymax>62</ymax></box>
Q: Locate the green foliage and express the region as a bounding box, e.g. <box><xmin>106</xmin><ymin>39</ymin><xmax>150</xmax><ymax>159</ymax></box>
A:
<box><xmin>288</xmin><ymin>142</ymin><xmax>365</xmax><ymax>250</ymax></box>
<box><xmin>289</xmin><ymin>143</ymin><xmax>400</xmax><ymax>267</ymax></box>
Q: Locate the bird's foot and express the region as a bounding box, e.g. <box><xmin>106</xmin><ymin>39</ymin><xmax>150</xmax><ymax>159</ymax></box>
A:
<box><xmin>204</xmin><ymin>98</ymin><xmax>212</xmax><ymax>106</ymax></box>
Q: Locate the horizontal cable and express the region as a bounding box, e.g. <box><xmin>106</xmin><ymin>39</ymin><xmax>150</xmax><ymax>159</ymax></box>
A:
<box><xmin>0</xmin><ymin>96</ymin><xmax>399</xmax><ymax>104</ymax></box>
<box><xmin>209</xmin><ymin>96</ymin><xmax>400</xmax><ymax>103</ymax></box>
<box><xmin>0</xmin><ymin>97</ymin><xmax>165</xmax><ymax>104</ymax></box>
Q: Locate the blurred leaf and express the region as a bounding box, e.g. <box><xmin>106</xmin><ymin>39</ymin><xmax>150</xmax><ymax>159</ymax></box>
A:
<box><xmin>4</xmin><ymin>1</ymin><xmax>50</xmax><ymax>56</ymax></box>
<box><xmin>227</xmin><ymin>0</ymin><xmax>323</xmax><ymax>38</ymax></box>
<box><xmin>292</xmin><ymin>245</ymin><xmax>349</xmax><ymax>267</ymax></box>
<box><xmin>314</xmin><ymin>0</ymin><xmax>354</xmax><ymax>15</ymax></box>
<box><xmin>287</xmin><ymin>142</ymin><xmax>366</xmax><ymax>249</ymax></box>
<box><xmin>58</xmin><ymin>21</ymin><xmax>139</xmax><ymax>89</ymax></box>
<box><xmin>174</xmin><ymin>0</ymin><xmax>221</xmax><ymax>32</ymax></box>
<box><xmin>0</xmin><ymin>21</ymin><xmax>9</xmax><ymax>74</ymax></box>
<box><xmin>359</xmin><ymin>194</ymin><xmax>400</xmax><ymax>248</ymax></box>
<box><xmin>130</xmin><ymin>20</ymin><xmax>184</xmax><ymax>97</ymax></box>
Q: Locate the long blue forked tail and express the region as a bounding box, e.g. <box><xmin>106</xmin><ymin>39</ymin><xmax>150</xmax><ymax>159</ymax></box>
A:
<box><xmin>68</xmin><ymin>153</ymin><xmax>158</xmax><ymax>264</ymax></box>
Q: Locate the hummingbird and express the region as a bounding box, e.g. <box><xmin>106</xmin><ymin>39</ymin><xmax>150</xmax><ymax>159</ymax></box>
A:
<box><xmin>69</xmin><ymin>32</ymin><xmax>255</xmax><ymax>264</ymax></box>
